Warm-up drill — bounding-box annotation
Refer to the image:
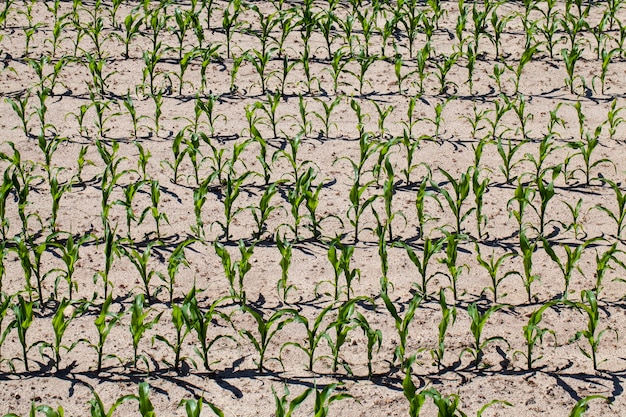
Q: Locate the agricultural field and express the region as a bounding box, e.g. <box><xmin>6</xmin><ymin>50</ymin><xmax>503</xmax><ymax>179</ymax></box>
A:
<box><xmin>1</xmin><ymin>0</ymin><xmax>626</xmax><ymax>415</ymax></box>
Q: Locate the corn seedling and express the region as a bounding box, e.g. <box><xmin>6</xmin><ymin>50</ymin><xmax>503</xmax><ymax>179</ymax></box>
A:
<box><xmin>213</xmin><ymin>171</ymin><xmax>251</xmax><ymax>241</ymax></box>
<box><xmin>179</xmin><ymin>395</ymin><xmax>224</xmax><ymax>417</ymax></box>
<box><xmin>240</xmin><ymin>305</ymin><xmax>296</xmax><ymax>372</ymax></box>
<box><xmin>121</xmin><ymin>242</ymin><xmax>161</xmax><ymax>303</ymax></box>
<box><xmin>351</xmin><ymin>310</ymin><xmax>382</xmax><ymax>378</ymax></box>
<box><xmin>313</xmin><ymin>383</ymin><xmax>354</xmax><ymax>417</ymax></box>
<box><xmin>567</xmin><ymin>126</ymin><xmax>615</xmax><ymax>187</ymax></box>
<box><xmin>510</xmin><ymin>44</ymin><xmax>538</xmax><ymax>95</ymax></box>
<box><xmin>129</xmin><ymin>293</ymin><xmax>162</xmax><ymax>368</ymax></box>
<box><xmin>399</xmin><ymin>236</ymin><xmax>445</xmax><ymax>299</ymax></box>
<box><xmin>283</xmin><ymin>302</ymin><xmax>333</xmax><ymax>372</ymax></box>
<box><xmin>471</xmin><ymin>168</ymin><xmax>489</xmax><ymax>239</ymax></box>
<box><xmin>215</xmin><ymin>240</ymin><xmax>255</xmax><ymax>304</ymax></box>
<box><xmin>340</xmin><ymin>133</ymin><xmax>379</xmax><ymax>243</ymax></box>
<box><xmin>380</xmin><ymin>276</ymin><xmax>422</xmax><ymax>366</ymax></box>
<box><xmin>438</xmin><ymin>232</ymin><xmax>469</xmax><ymax>303</ymax></box>
<box><xmin>394</xmin><ymin>53</ymin><xmax>417</xmax><ymax>95</ymax></box>
<box><xmin>138</xmin><ymin>180</ymin><xmax>170</xmax><ymax>241</ymax></box>
<box><xmin>431</xmin><ymin>289</ymin><xmax>456</xmax><ymax>372</ymax></box>
<box><xmin>152</xmin><ymin>302</ymin><xmax>195</xmax><ymax>373</ymax></box>
<box><xmin>497</xmin><ymin>136</ymin><xmax>526</xmax><ymax>185</ymax></box>
<box><xmin>325</xmin><ymin>239</ymin><xmax>361</xmax><ymax>301</ymax></box>
<box><xmin>542</xmin><ymin>237</ymin><xmax>602</xmax><ymax>300</ymax></box>
<box><xmin>182</xmin><ymin>287</ymin><xmax>234</xmax><ymax>371</ymax></box>
<box><xmin>8</xmin><ymin>295</ymin><xmax>35</xmax><ymax>371</ymax></box>
<box><xmin>326</xmin><ymin>297</ymin><xmax>370</xmax><ymax>374</ymax></box>
<box><xmin>461</xmin><ymin>302</ymin><xmax>510</xmax><ymax>369</ymax></box>
<box><xmin>43</xmin><ymin>298</ymin><xmax>89</xmax><ymax>372</ymax></box>
<box><xmin>475</xmin><ymin>244</ymin><xmax>519</xmax><ymax>303</ymax></box>
<box><xmin>276</xmin><ymin>233</ymin><xmax>295</xmax><ymax>303</ymax></box>
<box><xmin>514</xmin><ymin>300</ymin><xmax>559</xmax><ymax>370</ymax></box>
<box><xmin>534</xmin><ymin>170</ymin><xmax>559</xmax><ymax>236</ymax></box>
<box><xmin>594</xmin><ymin>244</ymin><xmax>625</xmax><ymax>299</ymax></box>
<box><xmin>256</xmin><ymin>91</ymin><xmax>287</xmax><ymax>139</ymax></box>
<box><xmin>435</xmin><ymin>167</ymin><xmax>475</xmax><ymax>235</ymax></box>
<box><xmin>519</xmin><ymin>226</ymin><xmax>539</xmax><ymax>303</ymax></box>
<box><xmin>250</xmin><ymin>183</ymin><xmax>282</xmax><ymax>241</ymax></box>
<box><xmin>94</xmin><ymin>223</ymin><xmax>122</xmax><ymax>301</ymax></box>
<box><xmin>272</xmin><ymin>385</ymin><xmax>312</xmax><ymax>417</ymax></box>
<box><xmin>604</xmin><ymin>99</ymin><xmax>624</xmax><ymax>141</ymax></box>
<box><xmin>413</xmin><ymin>43</ymin><xmax>431</xmax><ymax>97</ymax></box>
<box><xmin>403</xmin><ymin>355</ymin><xmax>428</xmax><ymax>417</ymax></box>
<box><xmin>562</xmin><ymin>43</ymin><xmax>584</xmax><ymax>95</ymax></box>
<box><xmin>49</xmin><ymin>232</ymin><xmax>92</xmax><ymax>300</ymax></box>
<box><xmin>6</xmin><ymin>92</ymin><xmax>32</xmax><ymax>139</ymax></box>
<box><xmin>313</xmin><ymin>96</ymin><xmax>342</xmax><ymax>139</ymax></box>
<box><xmin>128</xmin><ymin>381</ymin><xmax>157</xmax><ymax>417</ymax></box>
<box><xmin>12</xmin><ymin>235</ymin><xmax>46</xmax><ymax>304</ymax></box>
<box><xmin>570</xmin><ymin>290</ymin><xmax>617</xmax><ymax>371</ymax></box>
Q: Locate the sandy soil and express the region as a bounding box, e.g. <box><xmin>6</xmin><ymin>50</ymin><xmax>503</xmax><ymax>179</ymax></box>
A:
<box><xmin>0</xmin><ymin>0</ymin><xmax>626</xmax><ymax>416</ymax></box>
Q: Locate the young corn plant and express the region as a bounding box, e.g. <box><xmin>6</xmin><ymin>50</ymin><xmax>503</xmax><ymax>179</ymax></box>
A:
<box><xmin>400</xmin><ymin>237</ymin><xmax>445</xmax><ymax>299</ymax></box>
<box><xmin>434</xmin><ymin>167</ymin><xmax>475</xmax><ymax>235</ymax></box>
<box><xmin>43</xmin><ymin>298</ymin><xmax>89</xmax><ymax>372</ymax></box>
<box><xmin>129</xmin><ymin>293</ymin><xmax>162</xmax><ymax>369</ymax></box>
<box><xmin>403</xmin><ymin>356</ymin><xmax>429</xmax><ymax>417</ymax></box>
<box><xmin>276</xmin><ymin>233</ymin><xmax>295</xmax><ymax>304</ymax></box>
<box><xmin>283</xmin><ymin>303</ymin><xmax>334</xmax><ymax>372</ymax></box>
<box><xmin>121</xmin><ymin>242</ymin><xmax>161</xmax><ymax>303</ymax></box>
<box><xmin>7</xmin><ymin>295</ymin><xmax>36</xmax><ymax>371</ymax></box>
<box><xmin>138</xmin><ymin>180</ymin><xmax>170</xmax><ymax>241</ymax></box>
<box><xmin>523</xmin><ymin>133</ymin><xmax>561</xmax><ymax>183</ymax></box>
<box><xmin>438</xmin><ymin>232</ymin><xmax>470</xmax><ymax>303</ymax></box>
<box><xmin>312</xmin><ymin>383</ymin><xmax>354</xmax><ymax>417</ymax></box>
<box><xmin>313</xmin><ymin>96</ymin><xmax>342</xmax><ymax>139</ymax></box>
<box><xmin>472</xmin><ymin>168</ymin><xmax>489</xmax><ymax>239</ymax></box>
<box><xmin>604</xmin><ymin>99</ymin><xmax>624</xmax><ymax>141</ymax></box>
<box><xmin>569</xmin><ymin>395</ymin><xmax>610</xmax><ymax>417</ymax></box>
<box><xmin>182</xmin><ymin>287</ymin><xmax>234</xmax><ymax>371</ymax></box>
<box><xmin>324</xmin><ymin>239</ymin><xmax>361</xmax><ymax>302</ymax></box>
<box><xmin>158</xmin><ymin>239</ymin><xmax>193</xmax><ymax>305</ymax></box>
<box><xmin>593</xmin><ymin>178</ymin><xmax>626</xmax><ymax>239</ymax></box>
<box><xmin>213</xmin><ymin>171</ymin><xmax>252</xmax><ymax>242</ymax></box>
<box><xmin>50</xmin><ymin>232</ymin><xmax>92</xmax><ymax>301</ymax></box>
<box><xmin>562</xmin><ymin>43</ymin><xmax>584</xmax><ymax>94</ymax></box>
<box><xmin>240</xmin><ymin>305</ymin><xmax>296</xmax><ymax>373</ymax></box>
<box><xmin>532</xmin><ymin>169</ymin><xmax>560</xmax><ymax>237</ymax></box>
<box><xmin>215</xmin><ymin>240</ymin><xmax>255</xmax><ymax>305</ymax></box>
<box><xmin>272</xmin><ymin>385</ymin><xmax>312</xmax><ymax>417</ymax></box>
<box><xmin>461</xmin><ymin>303</ymin><xmax>510</xmax><ymax>369</ymax></box>
<box><xmin>89</xmin><ymin>294</ymin><xmax>124</xmax><ymax>373</ymax></box>
<box><xmin>178</xmin><ymin>395</ymin><xmax>224</xmax><ymax>417</ymax></box>
<box><xmin>570</xmin><ymin>290</ymin><xmax>617</xmax><ymax>371</ymax></box>
<box><xmin>567</xmin><ymin>126</ymin><xmax>615</xmax><ymax>187</ymax></box>
<box><xmin>326</xmin><ymin>296</ymin><xmax>371</xmax><ymax>374</ymax></box>
<box><xmin>519</xmin><ymin>226</ymin><xmax>540</xmax><ymax>304</ymax></box>
<box><xmin>340</xmin><ymin>133</ymin><xmax>379</xmax><ymax>243</ymax></box>
<box><xmin>431</xmin><ymin>289</ymin><xmax>457</xmax><ymax>372</ymax></box>
<box><xmin>414</xmin><ymin>172</ymin><xmax>442</xmax><ymax>240</ymax></box>
<box><xmin>249</xmin><ymin>183</ymin><xmax>282</xmax><ymax>241</ymax></box>
<box><xmin>152</xmin><ymin>301</ymin><xmax>194</xmax><ymax>374</ymax></box>
<box><xmin>378</xmin><ymin>157</ymin><xmax>405</xmax><ymax>242</ymax></box>
<box><xmin>514</xmin><ymin>300</ymin><xmax>559</xmax><ymax>371</ymax></box>
<box><xmin>594</xmin><ymin>243</ymin><xmax>624</xmax><ymax>298</ymax></box>
<box><xmin>542</xmin><ymin>237</ymin><xmax>602</xmax><ymax>300</ymax></box>
<box><xmin>475</xmin><ymin>244</ymin><xmax>519</xmax><ymax>303</ymax></box>
<box><xmin>380</xmin><ymin>276</ymin><xmax>422</xmax><ymax>367</ymax></box>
